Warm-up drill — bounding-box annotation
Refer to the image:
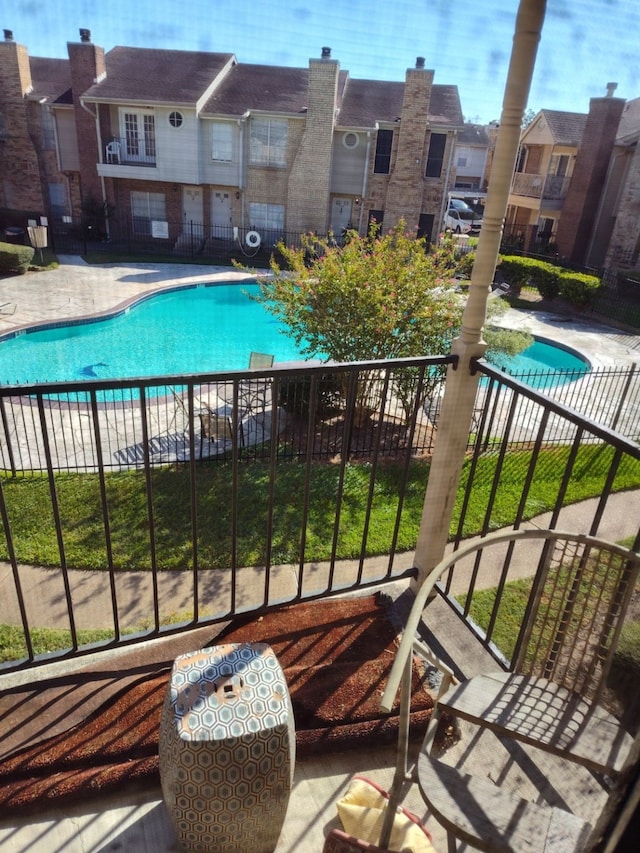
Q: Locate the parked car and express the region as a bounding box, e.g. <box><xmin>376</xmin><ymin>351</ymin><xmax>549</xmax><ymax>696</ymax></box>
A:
<box><xmin>448</xmin><ymin>198</ymin><xmax>475</xmax><ymax>212</ymax></box>
<box><xmin>444</xmin><ymin>207</ymin><xmax>483</xmax><ymax>234</ymax></box>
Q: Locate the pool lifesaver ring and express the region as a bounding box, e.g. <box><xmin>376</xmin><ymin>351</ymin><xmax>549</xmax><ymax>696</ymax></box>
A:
<box><xmin>245</xmin><ymin>230</ymin><xmax>261</xmax><ymax>249</ymax></box>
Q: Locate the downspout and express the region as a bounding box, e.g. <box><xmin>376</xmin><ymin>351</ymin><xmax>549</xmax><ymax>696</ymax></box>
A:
<box><xmin>80</xmin><ymin>97</ymin><xmax>110</xmax><ymax>238</ymax></box>
<box><xmin>358</xmin><ymin>127</ymin><xmax>374</xmax><ymax>234</ymax></box>
<box><xmin>238</xmin><ymin>110</ymin><xmax>250</xmax><ymax>229</ymax></box>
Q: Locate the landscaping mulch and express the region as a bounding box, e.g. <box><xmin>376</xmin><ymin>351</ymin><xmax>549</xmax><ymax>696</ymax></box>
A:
<box><xmin>0</xmin><ymin>593</ymin><xmax>433</xmax><ymax>816</ymax></box>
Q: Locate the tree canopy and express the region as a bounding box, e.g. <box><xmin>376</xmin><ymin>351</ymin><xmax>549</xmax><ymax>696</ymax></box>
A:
<box><xmin>252</xmin><ymin>222</ymin><xmax>465</xmax><ymax>364</ymax></box>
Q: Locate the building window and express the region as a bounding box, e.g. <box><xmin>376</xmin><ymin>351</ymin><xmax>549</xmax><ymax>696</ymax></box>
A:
<box><xmin>248</xmin><ymin>202</ymin><xmax>285</xmax><ymax>243</ymax></box>
<box><xmin>425</xmin><ymin>132</ymin><xmax>447</xmax><ymax>178</ymax></box>
<box><xmin>212</xmin><ymin>122</ymin><xmax>234</xmax><ymax>162</ymax></box>
<box><xmin>131</xmin><ymin>191</ymin><xmax>166</xmax><ymax>236</ymax></box>
<box><xmin>343</xmin><ymin>132</ymin><xmax>359</xmax><ymax>149</ymax></box>
<box><xmin>367</xmin><ymin>209</ymin><xmax>384</xmax><ymax>233</ymax></box>
<box><xmin>373</xmin><ymin>129</ymin><xmax>393</xmax><ymax>174</ymax></box>
<box><xmin>48</xmin><ymin>183</ymin><xmax>69</xmax><ymax>218</ymax></box>
<box><xmin>168</xmin><ymin>111</ymin><xmax>183</xmax><ymax>128</ymax></box>
<box><xmin>417</xmin><ymin>213</ymin><xmax>435</xmax><ymax>244</ymax></box>
<box><xmin>249</xmin><ymin>118</ymin><xmax>288</xmax><ymax>167</ymax></box>
<box><xmin>121</xmin><ymin>109</ymin><xmax>156</xmax><ymax>162</ymax></box>
<box><xmin>41</xmin><ymin>106</ymin><xmax>56</xmax><ymax>150</ymax></box>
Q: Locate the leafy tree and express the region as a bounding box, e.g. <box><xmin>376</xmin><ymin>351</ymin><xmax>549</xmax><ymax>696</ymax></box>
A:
<box><xmin>246</xmin><ymin>222</ymin><xmax>530</xmax><ymax>423</ymax></box>
<box><xmin>255</xmin><ymin>222</ymin><xmax>463</xmax><ymax>362</ymax></box>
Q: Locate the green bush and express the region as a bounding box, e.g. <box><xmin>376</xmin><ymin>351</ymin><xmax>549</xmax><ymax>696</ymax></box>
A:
<box><xmin>277</xmin><ymin>372</ymin><xmax>343</xmax><ymax>418</ymax></box>
<box><xmin>499</xmin><ymin>255</ymin><xmax>560</xmax><ymax>298</ymax></box>
<box><xmin>0</xmin><ymin>241</ymin><xmax>35</xmax><ymax>275</ymax></box>
<box><xmin>558</xmin><ymin>271</ymin><xmax>602</xmax><ymax>306</ymax></box>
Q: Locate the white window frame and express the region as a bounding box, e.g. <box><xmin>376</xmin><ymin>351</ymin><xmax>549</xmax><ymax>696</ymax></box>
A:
<box><xmin>248</xmin><ymin>202</ymin><xmax>285</xmax><ymax>243</ymax></box>
<box><xmin>212</xmin><ymin>121</ymin><xmax>234</xmax><ymax>162</ymax></box>
<box><xmin>119</xmin><ymin>108</ymin><xmax>156</xmax><ymax>162</ymax></box>
<box><xmin>131</xmin><ymin>191</ymin><xmax>167</xmax><ymax>236</ymax></box>
<box><xmin>249</xmin><ymin>118</ymin><xmax>288</xmax><ymax>167</ymax></box>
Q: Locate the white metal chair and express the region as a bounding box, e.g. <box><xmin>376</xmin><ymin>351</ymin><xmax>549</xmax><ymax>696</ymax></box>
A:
<box><xmin>106</xmin><ymin>140</ymin><xmax>121</xmax><ymax>164</ymax></box>
<box><xmin>378</xmin><ymin>528</ymin><xmax>640</xmax><ymax>852</ymax></box>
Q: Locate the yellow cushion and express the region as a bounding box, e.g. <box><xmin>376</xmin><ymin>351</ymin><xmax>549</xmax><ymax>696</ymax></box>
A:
<box><xmin>336</xmin><ymin>776</ymin><xmax>437</xmax><ymax>853</ymax></box>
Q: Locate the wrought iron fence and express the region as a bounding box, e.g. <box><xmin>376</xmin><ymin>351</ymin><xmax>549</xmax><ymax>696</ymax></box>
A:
<box><xmin>444</xmin><ymin>359</ymin><xmax>640</xmax><ymax>674</ymax></box>
<box><xmin>2</xmin><ymin>354</ymin><xmax>640</xmax><ymax>674</ymax></box>
<box><xmin>49</xmin><ymin>217</ymin><xmax>322</xmax><ymax>263</ymax></box>
<box><xmin>0</xmin><ymin>356</ymin><xmax>450</xmax><ymax>673</ymax></box>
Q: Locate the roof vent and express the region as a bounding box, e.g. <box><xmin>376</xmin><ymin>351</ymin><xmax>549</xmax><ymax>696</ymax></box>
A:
<box><xmin>606</xmin><ymin>82</ymin><xmax>618</xmax><ymax>97</ymax></box>
<box><xmin>416</xmin><ymin>56</ymin><xmax>425</xmax><ymax>69</ymax></box>
<box><xmin>321</xmin><ymin>46</ymin><xmax>331</xmax><ymax>59</ymax></box>
<box><xmin>79</xmin><ymin>28</ymin><xmax>91</xmax><ymax>43</ymax></box>
<box><xmin>4</xmin><ymin>29</ymin><xmax>14</xmax><ymax>42</ymax></box>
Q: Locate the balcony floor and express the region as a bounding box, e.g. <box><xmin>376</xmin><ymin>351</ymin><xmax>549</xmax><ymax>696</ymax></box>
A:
<box><xmin>0</xmin><ymin>588</ymin><xmax>615</xmax><ymax>853</ymax></box>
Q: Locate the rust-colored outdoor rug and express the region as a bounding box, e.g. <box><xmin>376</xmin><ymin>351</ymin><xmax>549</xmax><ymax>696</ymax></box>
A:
<box><xmin>0</xmin><ymin>593</ymin><xmax>433</xmax><ymax>816</ymax></box>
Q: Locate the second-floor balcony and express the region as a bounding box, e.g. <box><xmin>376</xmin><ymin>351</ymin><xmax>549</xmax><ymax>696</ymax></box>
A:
<box><xmin>511</xmin><ymin>170</ymin><xmax>571</xmax><ymax>200</ymax></box>
<box><xmin>100</xmin><ymin>135</ymin><xmax>157</xmax><ymax>170</ymax></box>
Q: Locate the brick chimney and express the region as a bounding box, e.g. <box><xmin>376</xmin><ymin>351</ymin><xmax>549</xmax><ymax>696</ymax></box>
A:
<box><xmin>555</xmin><ymin>85</ymin><xmax>625</xmax><ymax>266</ymax></box>
<box><xmin>287</xmin><ymin>47</ymin><xmax>340</xmax><ymax>233</ymax></box>
<box><xmin>384</xmin><ymin>58</ymin><xmax>435</xmax><ymax>229</ymax></box>
<box><xmin>67</xmin><ymin>28</ymin><xmax>106</xmax><ymax>205</ymax></box>
<box><xmin>0</xmin><ymin>30</ymin><xmax>45</xmax><ymax>210</ymax></box>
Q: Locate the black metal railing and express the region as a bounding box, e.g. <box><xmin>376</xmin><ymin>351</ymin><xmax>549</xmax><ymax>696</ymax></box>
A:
<box><xmin>0</xmin><ymin>356</ymin><xmax>450</xmax><ymax>672</ymax></box>
<box><xmin>441</xmin><ymin>360</ymin><xmax>640</xmax><ymax>671</ymax></box>
<box><xmin>1</xmin><ymin>356</ymin><xmax>639</xmax><ymax>674</ymax></box>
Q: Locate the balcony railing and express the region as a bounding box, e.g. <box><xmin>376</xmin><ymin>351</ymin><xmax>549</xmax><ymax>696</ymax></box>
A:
<box><xmin>0</xmin><ymin>357</ymin><xmax>638</xmax><ymax>675</ymax></box>
<box><xmin>511</xmin><ymin>171</ymin><xmax>571</xmax><ymax>200</ymax></box>
<box><xmin>104</xmin><ymin>136</ymin><xmax>157</xmax><ymax>167</ymax></box>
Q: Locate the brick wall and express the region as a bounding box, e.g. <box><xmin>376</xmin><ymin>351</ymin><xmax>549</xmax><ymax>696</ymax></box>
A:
<box><xmin>67</xmin><ymin>32</ymin><xmax>106</xmax><ymax>208</ymax></box>
<box><xmin>384</xmin><ymin>65</ymin><xmax>434</xmax><ymax>229</ymax></box>
<box><xmin>286</xmin><ymin>55</ymin><xmax>339</xmax><ymax>233</ymax></box>
<box><xmin>0</xmin><ymin>36</ymin><xmax>45</xmax><ymax>211</ymax></box>
<box><xmin>555</xmin><ymin>95</ymin><xmax>626</xmax><ymax>265</ymax></box>
<box><xmin>605</xmin><ymin>141</ymin><xmax>640</xmax><ymax>268</ymax></box>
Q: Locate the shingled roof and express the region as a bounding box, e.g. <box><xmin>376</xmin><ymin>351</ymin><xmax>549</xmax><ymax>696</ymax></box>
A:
<box><xmin>28</xmin><ymin>57</ymin><xmax>72</xmax><ymax>105</ymax></box>
<box><xmin>337</xmin><ymin>78</ymin><xmax>463</xmax><ymax>128</ymax></box>
<box><xmin>202</xmin><ymin>63</ymin><xmax>308</xmax><ymax>116</ymax></box>
<box><xmin>456</xmin><ymin>123</ymin><xmax>490</xmax><ymax>145</ymax></box>
<box><xmin>540</xmin><ymin>109</ymin><xmax>588</xmax><ymax>145</ymax></box>
<box><xmin>82</xmin><ymin>46</ymin><xmax>235</xmax><ymax>105</ymax></box>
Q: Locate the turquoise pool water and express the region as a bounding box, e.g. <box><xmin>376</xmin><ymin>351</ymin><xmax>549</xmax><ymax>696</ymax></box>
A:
<box><xmin>0</xmin><ymin>283</ymin><xmax>307</xmax><ymax>385</ymax></box>
<box><xmin>490</xmin><ymin>337</ymin><xmax>590</xmax><ymax>384</ymax></box>
<box><xmin>0</xmin><ymin>282</ymin><xmax>590</xmax><ymax>387</ymax></box>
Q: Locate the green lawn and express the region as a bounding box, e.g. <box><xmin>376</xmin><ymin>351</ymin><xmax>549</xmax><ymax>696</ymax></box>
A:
<box><xmin>1</xmin><ymin>443</ymin><xmax>639</xmax><ymax>572</ymax></box>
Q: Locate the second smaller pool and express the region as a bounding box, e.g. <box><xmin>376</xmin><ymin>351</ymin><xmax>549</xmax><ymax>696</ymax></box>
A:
<box><xmin>487</xmin><ymin>335</ymin><xmax>591</xmax><ymax>387</ymax></box>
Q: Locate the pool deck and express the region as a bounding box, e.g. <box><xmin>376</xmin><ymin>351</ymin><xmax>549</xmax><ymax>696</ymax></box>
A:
<box><xmin>0</xmin><ymin>256</ymin><xmax>639</xmax><ymax>369</ymax></box>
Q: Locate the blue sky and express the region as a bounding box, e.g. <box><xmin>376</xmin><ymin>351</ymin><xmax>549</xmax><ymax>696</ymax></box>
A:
<box><xmin>7</xmin><ymin>0</ymin><xmax>639</xmax><ymax>124</ymax></box>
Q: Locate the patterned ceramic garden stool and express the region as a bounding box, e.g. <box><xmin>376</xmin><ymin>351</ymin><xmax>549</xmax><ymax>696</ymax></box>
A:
<box><xmin>159</xmin><ymin>642</ymin><xmax>295</xmax><ymax>853</ymax></box>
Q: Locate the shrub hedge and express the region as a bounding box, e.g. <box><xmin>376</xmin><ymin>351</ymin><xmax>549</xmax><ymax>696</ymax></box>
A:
<box><xmin>558</xmin><ymin>271</ymin><xmax>602</xmax><ymax>306</ymax></box>
<box><xmin>499</xmin><ymin>254</ymin><xmax>602</xmax><ymax>306</ymax></box>
<box><xmin>0</xmin><ymin>241</ymin><xmax>34</xmax><ymax>275</ymax></box>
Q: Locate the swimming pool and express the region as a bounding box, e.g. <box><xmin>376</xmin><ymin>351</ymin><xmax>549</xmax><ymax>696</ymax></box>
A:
<box><xmin>0</xmin><ymin>282</ymin><xmax>590</xmax><ymax>388</ymax></box>
<box><xmin>489</xmin><ymin>336</ymin><xmax>591</xmax><ymax>385</ymax></box>
<box><xmin>0</xmin><ymin>283</ymin><xmax>307</xmax><ymax>385</ymax></box>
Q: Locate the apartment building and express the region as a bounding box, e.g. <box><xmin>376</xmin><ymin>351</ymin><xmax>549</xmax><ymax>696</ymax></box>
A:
<box><xmin>0</xmin><ymin>28</ymin><xmax>466</xmax><ymax>251</ymax></box>
<box><xmin>505</xmin><ymin>86</ymin><xmax>640</xmax><ymax>269</ymax></box>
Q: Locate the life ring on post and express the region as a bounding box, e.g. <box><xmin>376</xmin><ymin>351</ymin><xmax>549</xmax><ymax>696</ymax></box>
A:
<box><xmin>245</xmin><ymin>230</ymin><xmax>261</xmax><ymax>249</ymax></box>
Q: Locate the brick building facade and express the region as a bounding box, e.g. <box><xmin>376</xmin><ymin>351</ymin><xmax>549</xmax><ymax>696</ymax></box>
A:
<box><xmin>0</xmin><ymin>28</ymin><xmax>468</xmax><ymax>250</ymax></box>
